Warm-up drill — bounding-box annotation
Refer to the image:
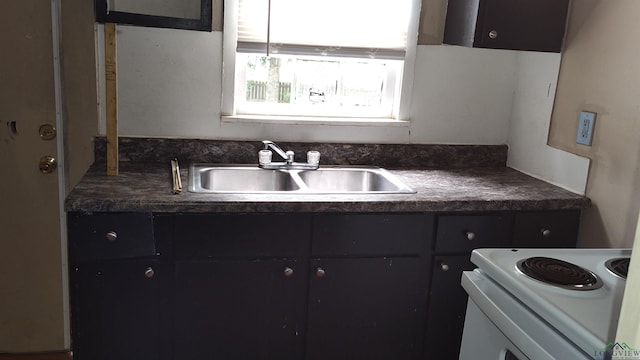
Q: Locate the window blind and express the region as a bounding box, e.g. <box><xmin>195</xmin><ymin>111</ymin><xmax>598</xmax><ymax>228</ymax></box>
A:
<box><xmin>236</xmin><ymin>0</ymin><xmax>413</xmax><ymax>60</ymax></box>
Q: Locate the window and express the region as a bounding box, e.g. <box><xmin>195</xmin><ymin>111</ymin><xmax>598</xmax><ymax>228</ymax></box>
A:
<box><xmin>222</xmin><ymin>0</ymin><xmax>420</xmax><ymax>122</ymax></box>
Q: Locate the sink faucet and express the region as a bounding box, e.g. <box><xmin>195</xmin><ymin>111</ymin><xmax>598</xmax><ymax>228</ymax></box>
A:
<box><xmin>259</xmin><ymin>140</ymin><xmax>320</xmax><ymax>170</ymax></box>
<box><xmin>262</xmin><ymin>140</ymin><xmax>295</xmax><ymax>165</ymax></box>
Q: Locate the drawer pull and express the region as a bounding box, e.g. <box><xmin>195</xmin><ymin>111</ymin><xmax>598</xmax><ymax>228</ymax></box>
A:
<box><xmin>541</xmin><ymin>229</ymin><xmax>552</xmax><ymax>237</ymax></box>
<box><xmin>316</xmin><ymin>267</ymin><xmax>326</xmax><ymax>278</ymax></box>
<box><xmin>440</xmin><ymin>263</ymin><xmax>449</xmax><ymax>272</ymax></box>
<box><xmin>105</xmin><ymin>231</ymin><xmax>118</xmax><ymax>242</ymax></box>
<box><xmin>144</xmin><ymin>267</ymin><xmax>155</xmax><ymax>278</ymax></box>
<box><xmin>284</xmin><ymin>267</ymin><xmax>294</xmax><ymax>277</ymax></box>
<box><xmin>465</xmin><ymin>231</ymin><xmax>476</xmax><ymax>241</ymax></box>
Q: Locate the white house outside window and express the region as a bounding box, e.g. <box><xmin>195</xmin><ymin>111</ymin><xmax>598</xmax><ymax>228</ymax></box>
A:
<box><xmin>222</xmin><ymin>0</ymin><xmax>421</xmax><ymax>122</ymax></box>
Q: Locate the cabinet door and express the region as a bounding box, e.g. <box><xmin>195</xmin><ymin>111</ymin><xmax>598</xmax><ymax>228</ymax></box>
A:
<box><xmin>174</xmin><ymin>259</ymin><xmax>306</xmax><ymax>360</ymax></box>
<box><xmin>70</xmin><ymin>259</ymin><xmax>160</xmax><ymax>360</ymax></box>
<box><xmin>477</xmin><ymin>0</ymin><xmax>569</xmax><ymax>52</ymax></box>
<box><xmin>424</xmin><ymin>256</ymin><xmax>476</xmax><ymax>360</ymax></box>
<box><xmin>306</xmin><ymin>257</ymin><xmax>428</xmax><ymax>360</ymax></box>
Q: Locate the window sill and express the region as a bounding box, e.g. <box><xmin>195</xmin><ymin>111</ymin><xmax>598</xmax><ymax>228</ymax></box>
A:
<box><xmin>222</xmin><ymin>115</ymin><xmax>410</xmax><ymax>127</ymax></box>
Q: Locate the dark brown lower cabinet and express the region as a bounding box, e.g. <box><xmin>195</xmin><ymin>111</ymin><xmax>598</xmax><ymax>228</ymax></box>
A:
<box><xmin>68</xmin><ymin>210</ymin><xmax>580</xmax><ymax>360</ymax></box>
<box><xmin>173</xmin><ymin>259</ymin><xmax>307</xmax><ymax>360</ymax></box>
<box><xmin>424</xmin><ymin>256</ymin><xmax>476</xmax><ymax>360</ymax></box>
<box><xmin>70</xmin><ymin>259</ymin><xmax>160</xmax><ymax>360</ymax></box>
<box><xmin>306</xmin><ymin>257</ymin><xmax>429</xmax><ymax>360</ymax></box>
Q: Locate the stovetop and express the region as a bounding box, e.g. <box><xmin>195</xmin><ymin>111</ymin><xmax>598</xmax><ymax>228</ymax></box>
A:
<box><xmin>470</xmin><ymin>248</ymin><xmax>631</xmax><ymax>356</ymax></box>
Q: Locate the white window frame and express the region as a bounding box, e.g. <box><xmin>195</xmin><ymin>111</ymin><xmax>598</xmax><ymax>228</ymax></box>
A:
<box><xmin>221</xmin><ymin>0</ymin><xmax>421</xmax><ymax>124</ymax></box>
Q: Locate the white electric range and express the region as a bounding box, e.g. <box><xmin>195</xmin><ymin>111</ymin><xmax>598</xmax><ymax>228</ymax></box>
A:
<box><xmin>459</xmin><ymin>248</ymin><xmax>632</xmax><ymax>360</ymax></box>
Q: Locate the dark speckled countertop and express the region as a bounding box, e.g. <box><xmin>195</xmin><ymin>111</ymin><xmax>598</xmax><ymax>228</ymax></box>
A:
<box><xmin>65</xmin><ymin>162</ymin><xmax>589</xmax><ymax>214</ymax></box>
<box><xmin>65</xmin><ymin>138</ymin><xmax>589</xmax><ymax>213</ymax></box>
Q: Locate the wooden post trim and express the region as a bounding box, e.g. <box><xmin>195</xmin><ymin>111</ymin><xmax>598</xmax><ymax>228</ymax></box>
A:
<box><xmin>105</xmin><ymin>23</ymin><xmax>118</xmax><ymax>176</ymax></box>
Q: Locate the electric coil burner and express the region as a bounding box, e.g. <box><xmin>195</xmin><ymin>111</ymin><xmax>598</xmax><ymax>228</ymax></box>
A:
<box><xmin>605</xmin><ymin>257</ymin><xmax>631</xmax><ymax>279</ymax></box>
<box><xmin>516</xmin><ymin>256</ymin><xmax>603</xmax><ymax>290</ymax></box>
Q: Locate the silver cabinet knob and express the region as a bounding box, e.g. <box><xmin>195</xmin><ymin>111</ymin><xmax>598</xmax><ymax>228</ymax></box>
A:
<box><xmin>144</xmin><ymin>267</ymin><xmax>155</xmax><ymax>278</ymax></box>
<box><xmin>541</xmin><ymin>229</ymin><xmax>552</xmax><ymax>237</ymax></box>
<box><xmin>440</xmin><ymin>263</ymin><xmax>449</xmax><ymax>272</ymax></box>
<box><xmin>488</xmin><ymin>30</ymin><xmax>498</xmax><ymax>39</ymax></box>
<box><xmin>316</xmin><ymin>267</ymin><xmax>326</xmax><ymax>278</ymax></box>
<box><xmin>106</xmin><ymin>231</ymin><xmax>118</xmax><ymax>242</ymax></box>
<box><xmin>466</xmin><ymin>231</ymin><xmax>476</xmax><ymax>241</ymax></box>
<box><xmin>284</xmin><ymin>267</ymin><xmax>294</xmax><ymax>277</ymax></box>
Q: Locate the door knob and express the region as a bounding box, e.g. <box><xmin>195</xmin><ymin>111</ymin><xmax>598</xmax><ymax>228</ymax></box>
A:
<box><xmin>39</xmin><ymin>156</ymin><xmax>57</xmax><ymax>173</ymax></box>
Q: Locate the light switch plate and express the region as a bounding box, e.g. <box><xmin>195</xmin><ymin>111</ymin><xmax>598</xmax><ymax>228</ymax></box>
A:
<box><xmin>576</xmin><ymin>111</ymin><xmax>596</xmax><ymax>146</ymax></box>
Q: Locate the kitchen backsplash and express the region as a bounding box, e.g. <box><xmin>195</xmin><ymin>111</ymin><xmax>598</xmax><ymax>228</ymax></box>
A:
<box><xmin>94</xmin><ymin>137</ymin><xmax>508</xmax><ymax>169</ymax></box>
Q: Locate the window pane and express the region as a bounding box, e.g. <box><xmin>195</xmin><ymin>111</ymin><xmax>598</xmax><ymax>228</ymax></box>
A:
<box><xmin>237</xmin><ymin>54</ymin><xmax>397</xmax><ymax>117</ymax></box>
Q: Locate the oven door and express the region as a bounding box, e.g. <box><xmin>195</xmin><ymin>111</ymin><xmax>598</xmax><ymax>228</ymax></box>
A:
<box><xmin>460</xmin><ymin>299</ymin><xmax>528</xmax><ymax>360</ymax></box>
<box><xmin>459</xmin><ymin>269</ymin><xmax>591</xmax><ymax>360</ymax></box>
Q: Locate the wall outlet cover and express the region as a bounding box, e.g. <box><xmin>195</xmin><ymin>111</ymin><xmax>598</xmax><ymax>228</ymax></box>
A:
<box><xmin>576</xmin><ymin>111</ymin><xmax>596</xmax><ymax>146</ymax></box>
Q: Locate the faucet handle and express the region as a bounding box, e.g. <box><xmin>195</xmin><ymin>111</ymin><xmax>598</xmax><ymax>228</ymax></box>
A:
<box><xmin>258</xmin><ymin>150</ymin><xmax>272</xmax><ymax>165</ymax></box>
<box><xmin>307</xmin><ymin>151</ymin><xmax>320</xmax><ymax>166</ymax></box>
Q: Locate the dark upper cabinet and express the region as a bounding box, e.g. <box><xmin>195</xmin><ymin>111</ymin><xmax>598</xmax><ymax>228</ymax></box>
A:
<box><xmin>94</xmin><ymin>0</ymin><xmax>212</xmax><ymax>31</ymax></box>
<box><xmin>443</xmin><ymin>0</ymin><xmax>570</xmax><ymax>52</ymax></box>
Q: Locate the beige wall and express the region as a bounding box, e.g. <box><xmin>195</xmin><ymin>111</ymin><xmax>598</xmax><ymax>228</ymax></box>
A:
<box><xmin>62</xmin><ymin>0</ymin><xmax>99</xmax><ymax>189</ymax></box>
<box><xmin>549</xmin><ymin>1</ymin><xmax>640</xmax><ymax>248</ymax></box>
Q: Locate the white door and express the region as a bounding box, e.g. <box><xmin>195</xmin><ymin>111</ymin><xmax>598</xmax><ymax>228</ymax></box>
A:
<box><xmin>0</xmin><ymin>1</ymin><xmax>68</xmax><ymax>352</ymax></box>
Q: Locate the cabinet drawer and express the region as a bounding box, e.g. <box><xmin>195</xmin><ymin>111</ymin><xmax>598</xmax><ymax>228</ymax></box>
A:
<box><xmin>512</xmin><ymin>210</ymin><xmax>580</xmax><ymax>248</ymax></box>
<box><xmin>68</xmin><ymin>212</ymin><xmax>155</xmax><ymax>262</ymax></box>
<box><xmin>174</xmin><ymin>214</ymin><xmax>310</xmax><ymax>259</ymax></box>
<box><xmin>435</xmin><ymin>214</ymin><xmax>511</xmax><ymax>253</ymax></box>
<box><xmin>312</xmin><ymin>214</ymin><xmax>433</xmax><ymax>257</ymax></box>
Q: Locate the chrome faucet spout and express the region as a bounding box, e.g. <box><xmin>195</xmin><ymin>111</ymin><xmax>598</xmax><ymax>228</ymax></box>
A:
<box><xmin>262</xmin><ymin>140</ymin><xmax>290</xmax><ymax>162</ymax></box>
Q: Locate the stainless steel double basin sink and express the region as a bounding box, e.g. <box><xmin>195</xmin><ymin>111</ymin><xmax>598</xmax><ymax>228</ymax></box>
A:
<box><xmin>188</xmin><ymin>164</ymin><xmax>415</xmax><ymax>194</ymax></box>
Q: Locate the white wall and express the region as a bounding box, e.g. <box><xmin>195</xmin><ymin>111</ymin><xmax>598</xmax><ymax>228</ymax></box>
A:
<box><xmin>103</xmin><ymin>26</ymin><xmax>516</xmax><ymax>144</ymax></box>
<box><xmin>507</xmin><ymin>52</ymin><xmax>590</xmax><ymax>194</ymax></box>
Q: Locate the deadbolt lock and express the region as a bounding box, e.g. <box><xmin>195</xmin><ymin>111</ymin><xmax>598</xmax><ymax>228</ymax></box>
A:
<box><xmin>39</xmin><ymin>124</ymin><xmax>56</xmax><ymax>140</ymax></box>
<box><xmin>39</xmin><ymin>156</ymin><xmax>57</xmax><ymax>174</ymax></box>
